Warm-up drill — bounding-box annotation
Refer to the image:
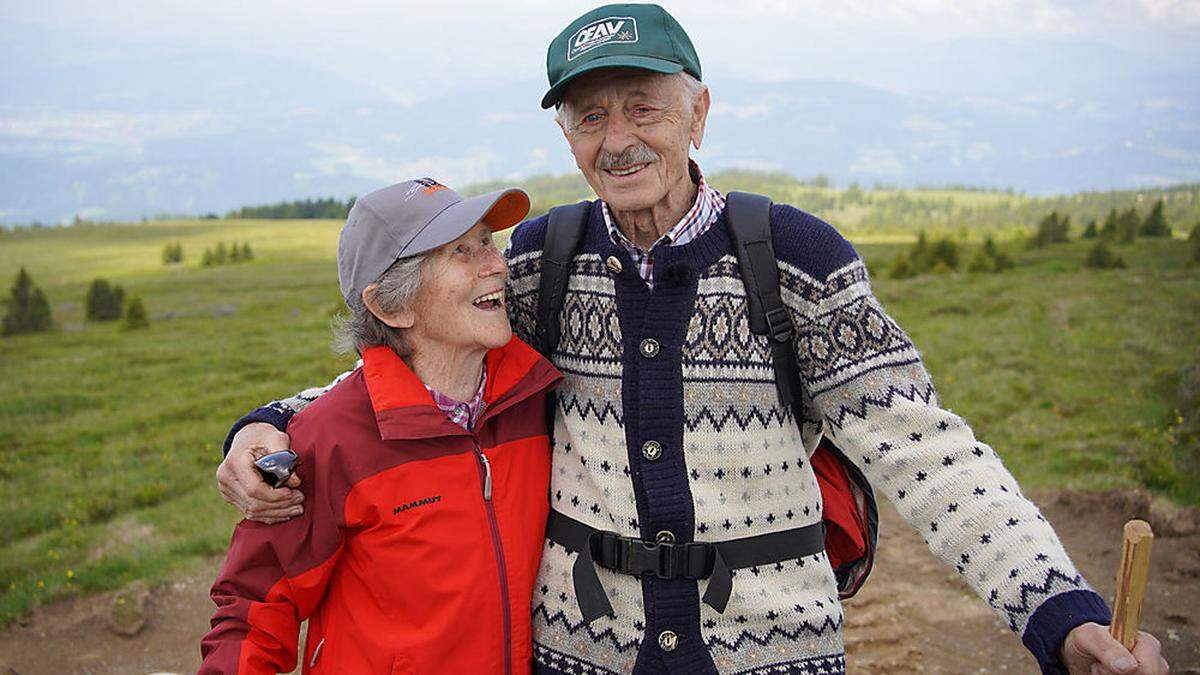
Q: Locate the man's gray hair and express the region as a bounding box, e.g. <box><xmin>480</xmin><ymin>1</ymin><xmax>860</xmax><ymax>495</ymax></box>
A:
<box><xmin>555</xmin><ymin>71</ymin><xmax>705</xmax><ymax>132</ymax></box>
<box><xmin>333</xmin><ymin>253</ymin><xmax>427</xmax><ymax>357</ymax></box>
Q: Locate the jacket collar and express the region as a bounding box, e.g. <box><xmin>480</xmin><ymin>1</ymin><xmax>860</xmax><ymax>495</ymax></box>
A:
<box><xmin>361</xmin><ymin>338</ymin><xmax>561</xmax><ymax>441</ymax></box>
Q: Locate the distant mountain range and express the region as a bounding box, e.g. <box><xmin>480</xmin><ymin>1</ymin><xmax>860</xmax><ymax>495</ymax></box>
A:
<box><xmin>2</xmin><ymin>30</ymin><xmax>1197</xmax><ymax>225</ymax></box>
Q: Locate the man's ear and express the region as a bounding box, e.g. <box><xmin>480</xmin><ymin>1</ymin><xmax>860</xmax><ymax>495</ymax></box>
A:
<box><xmin>362</xmin><ymin>284</ymin><xmax>414</xmax><ymax>329</ymax></box>
<box><xmin>690</xmin><ymin>85</ymin><xmax>710</xmax><ymax>151</ymax></box>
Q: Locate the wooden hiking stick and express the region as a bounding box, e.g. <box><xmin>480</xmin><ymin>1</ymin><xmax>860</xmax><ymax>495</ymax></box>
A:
<box><xmin>1110</xmin><ymin>519</ymin><xmax>1154</xmax><ymax>650</ymax></box>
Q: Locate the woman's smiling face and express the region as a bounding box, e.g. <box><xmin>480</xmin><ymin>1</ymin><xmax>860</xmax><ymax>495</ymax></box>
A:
<box><xmin>401</xmin><ymin>220</ymin><xmax>512</xmax><ymax>358</ymax></box>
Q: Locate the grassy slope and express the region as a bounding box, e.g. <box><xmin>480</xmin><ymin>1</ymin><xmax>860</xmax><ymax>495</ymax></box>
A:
<box><xmin>0</xmin><ymin>211</ymin><xmax>1197</xmax><ymax>626</ymax></box>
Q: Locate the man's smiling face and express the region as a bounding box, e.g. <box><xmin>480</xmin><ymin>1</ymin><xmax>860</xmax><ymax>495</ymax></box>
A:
<box><xmin>557</xmin><ymin>68</ymin><xmax>708</xmax><ymax>214</ymax></box>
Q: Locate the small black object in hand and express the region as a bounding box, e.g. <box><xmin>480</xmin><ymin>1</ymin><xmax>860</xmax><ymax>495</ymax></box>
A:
<box><xmin>254</xmin><ymin>449</ymin><xmax>300</xmax><ymax>488</ymax></box>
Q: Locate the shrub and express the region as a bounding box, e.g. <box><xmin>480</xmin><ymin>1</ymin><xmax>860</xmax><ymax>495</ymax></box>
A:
<box><xmin>887</xmin><ymin>253</ymin><xmax>915</xmax><ymax>279</ymax></box>
<box><xmin>1189</xmin><ymin>223</ymin><xmax>1200</xmax><ymax>266</ymax></box>
<box><xmin>85</xmin><ymin>278</ymin><xmax>125</xmax><ymax>322</ymax></box>
<box><xmin>1084</xmin><ymin>241</ymin><xmax>1126</xmax><ymax>270</ymax></box>
<box><xmin>2</xmin><ymin>267</ymin><xmax>53</xmax><ymax>336</ymax></box>
<box><xmin>984</xmin><ymin>236</ymin><xmax>1014</xmax><ymax>271</ymax></box>
<box><xmin>201</xmin><ymin>242</ymin><xmax>252</xmax><ymax>267</ymax></box>
<box><xmin>162</xmin><ymin>242</ymin><xmax>183</xmax><ymax>264</ymax></box>
<box><xmin>1139</xmin><ymin>199</ymin><xmax>1171</xmax><ymax>237</ymax></box>
<box><xmin>928</xmin><ymin>237</ymin><xmax>960</xmax><ymax>270</ymax></box>
<box><xmin>123</xmin><ymin>296</ymin><xmax>149</xmax><ymax>330</ymax></box>
<box><xmin>888</xmin><ymin>232</ymin><xmax>961</xmax><ymax>278</ymax></box>
<box><xmin>967</xmin><ymin>248</ymin><xmax>993</xmax><ymax>273</ymax></box>
<box><xmin>1082</xmin><ymin>219</ymin><xmax>1098</xmax><ymax>239</ymax></box>
<box><xmin>1030</xmin><ymin>211</ymin><xmax>1070</xmax><ymax>247</ymax></box>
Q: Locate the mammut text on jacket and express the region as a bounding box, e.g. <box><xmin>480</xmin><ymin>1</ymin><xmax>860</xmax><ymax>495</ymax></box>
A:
<box><xmin>200</xmin><ymin>338</ymin><xmax>561</xmax><ymax>674</ymax></box>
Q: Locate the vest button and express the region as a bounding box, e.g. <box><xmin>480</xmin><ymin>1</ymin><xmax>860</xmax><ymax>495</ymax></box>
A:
<box><xmin>655</xmin><ymin>530</ymin><xmax>675</xmax><ymax>544</ymax></box>
<box><xmin>658</xmin><ymin>629</ymin><xmax>678</xmax><ymax>652</ymax></box>
<box><xmin>605</xmin><ymin>255</ymin><xmax>623</xmax><ymax>274</ymax></box>
<box><xmin>639</xmin><ymin>338</ymin><xmax>660</xmax><ymax>358</ymax></box>
<box><xmin>641</xmin><ymin>440</ymin><xmax>663</xmax><ymax>461</ymax></box>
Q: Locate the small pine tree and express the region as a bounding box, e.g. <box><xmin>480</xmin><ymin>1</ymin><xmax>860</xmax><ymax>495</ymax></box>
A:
<box><xmin>929</xmin><ymin>237</ymin><xmax>960</xmax><ymax>271</ymax></box>
<box><xmin>1082</xmin><ymin>219</ymin><xmax>1098</xmax><ymax>239</ymax></box>
<box><xmin>214</xmin><ymin>242</ymin><xmax>228</xmax><ymax>265</ymax></box>
<box><xmin>1139</xmin><ymin>198</ymin><xmax>1170</xmax><ymax>237</ymax></box>
<box><xmin>2</xmin><ymin>267</ymin><xmax>53</xmax><ymax>336</ymax></box>
<box><xmin>230</xmin><ymin>242</ymin><xmax>242</xmax><ymax>262</ymax></box>
<box><xmin>1100</xmin><ymin>208</ymin><xmax>1119</xmax><ymax>240</ymax></box>
<box><xmin>240</xmin><ymin>242</ymin><xmax>253</xmax><ymax>260</ymax></box>
<box><xmin>911</xmin><ymin>231</ymin><xmax>930</xmax><ymax>270</ymax></box>
<box><xmin>85</xmin><ymin>278</ymin><xmax>125</xmax><ymax>322</ymax></box>
<box><xmin>123</xmin><ymin>296</ymin><xmax>149</xmax><ymax>330</ymax></box>
<box><xmin>1117</xmin><ymin>207</ymin><xmax>1140</xmax><ymax>243</ymax></box>
<box><xmin>1189</xmin><ymin>223</ymin><xmax>1200</xmax><ymax>266</ymax></box>
<box><xmin>1084</xmin><ymin>241</ymin><xmax>1126</xmax><ymax>270</ymax></box>
<box><xmin>201</xmin><ymin>248</ymin><xmax>215</xmax><ymax>267</ymax></box>
<box><xmin>1031</xmin><ymin>211</ymin><xmax>1070</xmax><ymax>247</ymax></box>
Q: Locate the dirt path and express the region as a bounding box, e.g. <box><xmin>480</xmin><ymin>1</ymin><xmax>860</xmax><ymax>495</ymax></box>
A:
<box><xmin>1</xmin><ymin>491</ymin><xmax>1196</xmax><ymax>674</ymax></box>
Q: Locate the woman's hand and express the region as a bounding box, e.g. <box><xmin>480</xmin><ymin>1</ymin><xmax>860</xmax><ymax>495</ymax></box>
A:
<box><xmin>1062</xmin><ymin>622</ymin><xmax>1168</xmax><ymax>675</ymax></box>
<box><xmin>215</xmin><ymin>423</ymin><xmax>303</xmax><ymax>523</ymax></box>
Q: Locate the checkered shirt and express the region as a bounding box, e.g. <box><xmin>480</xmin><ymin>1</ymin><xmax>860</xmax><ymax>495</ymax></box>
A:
<box><xmin>424</xmin><ymin>365</ymin><xmax>487</xmax><ymax>431</ymax></box>
<box><xmin>600</xmin><ymin>160</ymin><xmax>726</xmax><ymax>289</ymax></box>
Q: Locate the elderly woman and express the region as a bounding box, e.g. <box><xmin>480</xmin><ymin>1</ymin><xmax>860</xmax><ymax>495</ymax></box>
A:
<box><xmin>199</xmin><ymin>178</ymin><xmax>561</xmax><ymax>674</ymax></box>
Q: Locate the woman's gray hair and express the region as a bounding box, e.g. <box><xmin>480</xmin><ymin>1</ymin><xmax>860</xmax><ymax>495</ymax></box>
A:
<box><xmin>333</xmin><ymin>253</ymin><xmax>428</xmax><ymax>357</ymax></box>
<box><xmin>555</xmin><ymin>71</ymin><xmax>705</xmax><ymax>132</ymax></box>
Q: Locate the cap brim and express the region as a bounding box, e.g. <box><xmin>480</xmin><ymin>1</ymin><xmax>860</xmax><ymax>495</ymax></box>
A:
<box><xmin>541</xmin><ymin>55</ymin><xmax>684</xmax><ymax>109</ymax></box>
<box><xmin>398</xmin><ymin>188</ymin><xmax>531</xmax><ymax>258</ymax></box>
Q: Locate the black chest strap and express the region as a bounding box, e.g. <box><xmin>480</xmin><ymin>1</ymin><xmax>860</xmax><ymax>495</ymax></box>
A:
<box><xmin>547</xmin><ymin>509</ymin><xmax>824</xmax><ymax>623</ymax></box>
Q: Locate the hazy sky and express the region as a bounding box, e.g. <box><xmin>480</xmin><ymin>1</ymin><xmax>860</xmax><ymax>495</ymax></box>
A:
<box><xmin>5</xmin><ymin>0</ymin><xmax>1198</xmax><ymax>103</ymax></box>
<box><xmin>2</xmin><ymin>0</ymin><xmax>1198</xmax><ymax>222</ymax></box>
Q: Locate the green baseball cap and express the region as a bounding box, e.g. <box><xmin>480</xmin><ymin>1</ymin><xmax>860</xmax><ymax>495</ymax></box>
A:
<box><xmin>541</xmin><ymin>3</ymin><xmax>701</xmax><ymax>109</ymax></box>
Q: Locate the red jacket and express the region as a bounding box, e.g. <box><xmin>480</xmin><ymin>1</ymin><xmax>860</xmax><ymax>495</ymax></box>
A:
<box><xmin>200</xmin><ymin>338</ymin><xmax>561</xmax><ymax>674</ymax></box>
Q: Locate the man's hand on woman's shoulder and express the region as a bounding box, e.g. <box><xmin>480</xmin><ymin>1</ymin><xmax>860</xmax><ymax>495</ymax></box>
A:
<box><xmin>216</xmin><ymin>422</ymin><xmax>303</xmax><ymax>524</ymax></box>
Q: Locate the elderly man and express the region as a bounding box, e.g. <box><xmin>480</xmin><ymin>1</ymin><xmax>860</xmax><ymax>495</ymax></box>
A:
<box><xmin>216</xmin><ymin>4</ymin><xmax>1167</xmax><ymax>674</ymax></box>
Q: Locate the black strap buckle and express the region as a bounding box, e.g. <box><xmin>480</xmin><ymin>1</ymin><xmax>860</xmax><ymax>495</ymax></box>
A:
<box><xmin>600</xmin><ymin>536</ymin><xmax>712</xmax><ymax>580</ymax></box>
<box><xmin>764</xmin><ymin>306</ymin><xmax>793</xmax><ymax>343</ymax></box>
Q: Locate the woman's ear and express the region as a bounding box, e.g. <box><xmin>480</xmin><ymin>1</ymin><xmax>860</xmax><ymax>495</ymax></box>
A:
<box><xmin>362</xmin><ymin>284</ymin><xmax>414</xmax><ymax>329</ymax></box>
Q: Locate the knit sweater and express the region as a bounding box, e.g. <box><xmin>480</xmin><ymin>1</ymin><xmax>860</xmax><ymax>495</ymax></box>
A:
<box><xmin>227</xmin><ymin>201</ymin><xmax>1110</xmax><ymax>674</ymax></box>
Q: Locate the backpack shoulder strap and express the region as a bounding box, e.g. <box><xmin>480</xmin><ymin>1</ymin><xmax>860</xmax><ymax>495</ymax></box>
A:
<box><xmin>537</xmin><ymin>201</ymin><xmax>591</xmax><ymax>357</ymax></box>
<box><xmin>724</xmin><ymin>192</ymin><xmax>804</xmax><ymax>421</ymax></box>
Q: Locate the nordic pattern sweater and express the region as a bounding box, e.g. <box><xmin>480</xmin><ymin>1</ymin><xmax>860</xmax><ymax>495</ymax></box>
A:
<box><xmin>228</xmin><ymin>201</ymin><xmax>1110</xmax><ymax>674</ymax></box>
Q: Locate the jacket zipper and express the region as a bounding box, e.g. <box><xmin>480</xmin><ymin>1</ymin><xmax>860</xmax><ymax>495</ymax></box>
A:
<box><xmin>473</xmin><ymin>439</ymin><xmax>512</xmax><ymax>675</ymax></box>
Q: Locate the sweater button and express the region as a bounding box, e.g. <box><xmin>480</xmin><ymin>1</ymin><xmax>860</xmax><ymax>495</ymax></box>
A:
<box><xmin>639</xmin><ymin>338</ymin><xmax>660</xmax><ymax>358</ymax></box>
<box><xmin>606</xmin><ymin>255</ymin><xmax>623</xmax><ymax>274</ymax></box>
<box><xmin>641</xmin><ymin>440</ymin><xmax>663</xmax><ymax>461</ymax></box>
<box><xmin>658</xmin><ymin>630</ymin><xmax>678</xmax><ymax>652</ymax></box>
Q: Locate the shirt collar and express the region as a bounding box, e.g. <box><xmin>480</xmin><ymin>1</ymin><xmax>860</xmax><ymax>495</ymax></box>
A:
<box><xmin>601</xmin><ymin>160</ymin><xmax>724</xmax><ymax>254</ymax></box>
<box><xmin>424</xmin><ymin>366</ymin><xmax>487</xmax><ymax>431</ymax></box>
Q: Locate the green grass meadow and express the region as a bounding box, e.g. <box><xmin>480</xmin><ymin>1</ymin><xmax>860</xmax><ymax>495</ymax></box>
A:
<box><xmin>1</xmin><ymin>195</ymin><xmax>1198</xmax><ymax>626</ymax></box>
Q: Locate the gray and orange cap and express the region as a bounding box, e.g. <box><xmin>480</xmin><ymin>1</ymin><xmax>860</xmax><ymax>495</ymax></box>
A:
<box><xmin>337</xmin><ymin>178</ymin><xmax>530</xmax><ymax>305</ymax></box>
<box><xmin>541</xmin><ymin>3</ymin><xmax>701</xmax><ymax>109</ymax></box>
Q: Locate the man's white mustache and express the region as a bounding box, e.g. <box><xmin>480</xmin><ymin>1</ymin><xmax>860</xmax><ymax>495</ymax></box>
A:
<box><xmin>596</xmin><ymin>145</ymin><xmax>660</xmax><ymax>170</ymax></box>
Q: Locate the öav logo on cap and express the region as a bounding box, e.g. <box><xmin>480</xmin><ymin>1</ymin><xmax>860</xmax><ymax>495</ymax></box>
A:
<box><xmin>567</xmin><ymin>16</ymin><xmax>638</xmax><ymax>61</ymax></box>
